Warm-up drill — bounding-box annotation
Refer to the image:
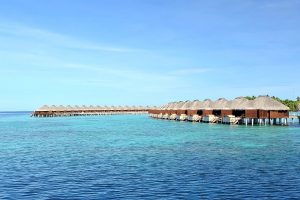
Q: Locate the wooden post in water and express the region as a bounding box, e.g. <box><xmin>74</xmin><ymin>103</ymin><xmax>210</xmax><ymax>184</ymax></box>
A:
<box><xmin>284</xmin><ymin>118</ymin><xmax>287</xmax><ymax>126</ymax></box>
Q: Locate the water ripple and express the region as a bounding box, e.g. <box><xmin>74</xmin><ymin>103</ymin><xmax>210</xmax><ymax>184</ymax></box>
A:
<box><xmin>0</xmin><ymin>114</ymin><xmax>299</xmax><ymax>199</ymax></box>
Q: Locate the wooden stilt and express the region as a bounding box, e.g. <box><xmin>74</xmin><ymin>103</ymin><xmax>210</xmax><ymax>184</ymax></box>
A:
<box><xmin>264</xmin><ymin>119</ymin><xmax>267</xmax><ymax>126</ymax></box>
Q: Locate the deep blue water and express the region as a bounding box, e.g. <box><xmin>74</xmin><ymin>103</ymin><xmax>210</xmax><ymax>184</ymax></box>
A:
<box><xmin>0</xmin><ymin>112</ymin><xmax>300</xmax><ymax>199</ymax></box>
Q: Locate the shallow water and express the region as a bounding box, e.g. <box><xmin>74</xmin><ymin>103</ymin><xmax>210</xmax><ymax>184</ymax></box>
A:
<box><xmin>0</xmin><ymin>112</ymin><xmax>300</xmax><ymax>199</ymax></box>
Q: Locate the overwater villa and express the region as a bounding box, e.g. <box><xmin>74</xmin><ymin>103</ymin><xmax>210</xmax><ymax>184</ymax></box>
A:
<box><xmin>149</xmin><ymin>96</ymin><xmax>290</xmax><ymax>126</ymax></box>
<box><xmin>33</xmin><ymin>105</ymin><xmax>152</xmax><ymax>117</ymax></box>
<box><xmin>33</xmin><ymin>95</ymin><xmax>293</xmax><ymax>126</ymax></box>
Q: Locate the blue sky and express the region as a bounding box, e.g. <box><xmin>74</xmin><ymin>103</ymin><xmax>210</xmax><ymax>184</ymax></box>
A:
<box><xmin>0</xmin><ymin>0</ymin><xmax>299</xmax><ymax>110</ymax></box>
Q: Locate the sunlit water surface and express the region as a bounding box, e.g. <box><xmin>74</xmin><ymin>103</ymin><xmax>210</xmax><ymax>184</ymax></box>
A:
<box><xmin>0</xmin><ymin>112</ymin><xmax>300</xmax><ymax>199</ymax></box>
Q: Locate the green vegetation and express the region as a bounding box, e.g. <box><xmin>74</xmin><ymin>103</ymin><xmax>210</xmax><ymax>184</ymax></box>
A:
<box><xmin>245</xmin><ymin>95</ymin><xmax>300</xmax><ymax>111</ymax></box>
<box><xmin>272</xmin><ymin>96</ymin><xmax>300</xmax><ymax>111</ymax></box>
<box><xmin>245</xmin><ymin>96</ymin><xmax>256</xmax><ymax>100</ymax></box>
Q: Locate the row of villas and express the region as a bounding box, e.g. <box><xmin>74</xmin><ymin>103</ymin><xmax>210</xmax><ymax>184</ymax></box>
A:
<box><xmin>148</xmin><ymin>96</ymin><xmax>290</xmax><ymax>125</ymax></box>
<box><xmin>33</xmin><ymin>105</ymin><xmax>154</xmax><ymax>117</ymax></box>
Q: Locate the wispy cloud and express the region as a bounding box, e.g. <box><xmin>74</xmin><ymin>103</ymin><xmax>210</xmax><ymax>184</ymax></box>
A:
<box><xmin>63</xmin><ymin>63</ymin><xmax>176</xmax><ymax>82</ymax></box>
<box><xmin>0</xmin><ymin>21</ymin><xmax>136</xmax><ymax>53</ymax></box>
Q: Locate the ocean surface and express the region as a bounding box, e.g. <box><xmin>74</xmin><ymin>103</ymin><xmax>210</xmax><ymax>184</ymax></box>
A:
<box><xmin>0</xmin><ymin>112</ymin><xmax>300</xmax><ymax>199</ymax></box>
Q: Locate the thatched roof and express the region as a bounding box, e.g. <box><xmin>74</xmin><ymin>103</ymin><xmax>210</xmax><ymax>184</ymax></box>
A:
<box><xmin>212</xmin><ymin>98</ymin><xmax>230</xmax><ymax>109</ymax></box>
<box><xmin>252</xmin><ymin>95</ymin><xmax>290</xmax><ymax>110</ymax></box>
<box><xmin>166</xmin><ymin>102</ymin><xmax>177</xmax><ymax>110</ymax></box>
<box><xmin>80</xmin><ymin>105</ymin><xmax>88</xmax><ymax>110</ymax></box>
<box><xmin>165</xmin><ymin>102</ymin><xmax>175</xmax><ymax>110</ymax></box>
<box><xmin>110</xmin><ymin>106</ymin><xmax>117</xmax><ymax>110</ymax></box>
<box><xmin>125</xmin><ymin>105</ymin><xmax>133</xmax><ymax>110</ymax></box>
<box><xmin>95</xmin><ymin>105</ymin><xmax>104</xmax><ymax>110</ymax></box>
<box><xmin>87</xmin><ymin>105</ymin><xmax>95</xmax><ymax>110</ymax></box>
<box><xmin>73</xmin><ymin>105</ymin><xmax>81</xmax><ymax>110</ymax></box>
<box><xmin>66</xmin><ymin>105</ymin><xmax>74</xmax><ymax>111</ymax></box>
<box><xmin>228</xmin><ymin>97</ymin><xmax>253</xmax><ymax>110</ymax></box>
<box><xmin>35</xmin><ymin>96</ymin><xmax>290</xmax><ymax>113</ymax></box>
<box><xmin>36</xmin><ymin>105</ymin><xmax>50</xmax><ymax>111</ymax></box>
<box><xmin>179</xmin><ymin>101</ymin><xmax>192</xmax><ymax>110</ymax></box>
<box><xmin>137</xmin><ymin>106</ymin><xmax>145</xmax><ymax>110</ymax></box>
<box><xmin>129</xmin><ymin>106</ymin><xmax>135</xmax><ymax>110</ymax></box>
<box><xmin>138</xmin><ymin>105</ymin><xmax>146</xmax><ymax>110</ymax></box>
<box><xmin>170</xmin><ymin>102</ymin><xmax>178</xmax><ymax>109</ymax></box>
<box><xmin>162</xmin><ymin>96</ymin><xmax>289</xmax><ymax>111</ymax></box>
<box><xmin>48</xmin><ymin>105</ymin><xmax>58</xmax><ymax>111</ymax></box>
<box><xmin>121</xmin><ymin>105</ymin><xmax>127</xmax><ymax>110</ymax></box>
<box><xmin>102</xmin><ymin>105</ymin><xmax>110</xmax><ymax>110</ymax></box>
<box><xmin>173</xmin><ymin>101</ymin><xmax>185</xmax><ymax>110</ymax></box>
<box><xmin>188</xmin><ymin>100</ymin><xmax>203</xmax><ymax>110</ymax></box>
<box><xmin>117</xmin><ymin>106</ymin><xmax>124</xmax><ymax>110</ymax></box>
<box><xmin>159</xmin><ymin>104</ymin><xmax>167</xmax><ymax>109</ymax></box>
<box><xmin>200</xmin><ymin>99</ymin><xmax>214</xmax><ymax>109</ymax></box>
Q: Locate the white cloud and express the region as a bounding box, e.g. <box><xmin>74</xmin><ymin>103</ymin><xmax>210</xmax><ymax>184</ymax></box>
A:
<box><xmin>0</xmin><ymin>21</ymin><xmax>136</xmax><ymax>53</ymax></box>
<box><xmin>63</xmin><ymin>63</ymin><xmax>176</xmax><ymax>82</ymax></box>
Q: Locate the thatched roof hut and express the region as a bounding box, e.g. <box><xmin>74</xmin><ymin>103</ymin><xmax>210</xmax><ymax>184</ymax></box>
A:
<box><xmin>159</xmin><ymin>104</ymin><xmax>167</xmax><ymax>110</ymax></box>
<box><xmin>49</xmin><ymin>105</ymin><xmax>58</xmax><ymax>111</ymax></box>
<box><xmin>95</xmin><ymin>105</ymin><xmax>103</xmax><ymax>111</ymax></box>
<box><xmin>176</xmin><ymin>101</ymin><xmax>192</xmax><ymax>115</ymax></box>
<box><xmin>162</xmin><ymin>102</ymin><xmax>175</xmax><ymax>110</ymax></box>
<box><xmin>173</xmin><ymin>101</ymin><xmax>184</xmax><ymax>110</ymax></box>
<box><xmin>165</xmin><ymin>102</ymin><xmax>176</xmax><ymax>110</ymax></box>
<box><xmin>73</xmin><ymin>105</ymin><xmax>81</xmax><ymax>111</ymax></box>
<box><xmin>130</xmin><ymin>105</ymin><xmax>137</xmax><ymax>110</ymax></box>
<box><xmin>117</xmin><ymin>106</ymin><xmax>124</xmax><ymax>111</ymax></box>
<box><xmin>187</xmin><ymin>100</ymin><xmax>203</xmax><ymax>110</ymax></box>
<box><xmin>111</xmin><ymin>106</ymin><xmax>117</xmax><ymax>110</ymax></box>
<box><xmin>179</xmin><ymin>101</ymin><xmax>192</xmax><ymax>110</ymax></box>
<box><xmin>164</xmin><ymin>102</ymin><xmax>178</xmax><ymax>114</ymax></box>
<box><xmin>123</xmin><ymin>105</ymin><xmax>130</xmax><ymax>111</ymax></box>
<box><xmin>228</xmin><ymin>97</ymin><xmax>253</xmax><ymax>110</ymax></box>
<box><xmin>119</xmin><ymin>105</ymin><xmax>125</xmax><ymax>110</ymax></box>
<box><xmin>87</xmin><ymin>105</ymin><xmax>94</xmax><ymax>111</ymax></box>
<box><xmin>50</xmin><ymin>105</ymin><xmax>65</xmax><ymax>112</ymax></box>
<box><xmin>80</xmin><ymin>105</ymin><xmax>87</xmax><ymax>111</ymax></box>
<box><xmin>36</xmin><ymin>105</ymin><xmax>50</xmax><ymax>111</ymax></box>
<box><xmin>212</xmin><ymin>98</ymin><xmax>230</xmax><ymax>110</ymax></box>
<box><xmin>200</xmin><ymin>99</ymin><xmax>214</xmax><ymax>109</ymax></box>
<box><xmin>66</xmin><ymin>105</ymin><xmax>74</xmax><ymax>111</ymax></box>
<box><xmin>102</xmin><ymin>105</ymin><xmax>109</xmax><ymax>110</ymax></box>
<box><xmin>136</xmin><ymin>105</ymin><xmax>143</xmax><ymax>110</ymax></box>
<box><xmin>138</xmin><ymin>105</ymin><xmax>145</xmax><ymax>110</ymax></box>
<box><xmin>253</xmin><ymin>95</ymin><xmax>289</xmax><ymax>110</ymax></box>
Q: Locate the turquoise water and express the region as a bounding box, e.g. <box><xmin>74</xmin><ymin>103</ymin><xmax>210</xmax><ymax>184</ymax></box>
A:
<box><xmin>0</xmin><ymin>112</ymin><xmax>300</xmax><ymax>199</ymax></box>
